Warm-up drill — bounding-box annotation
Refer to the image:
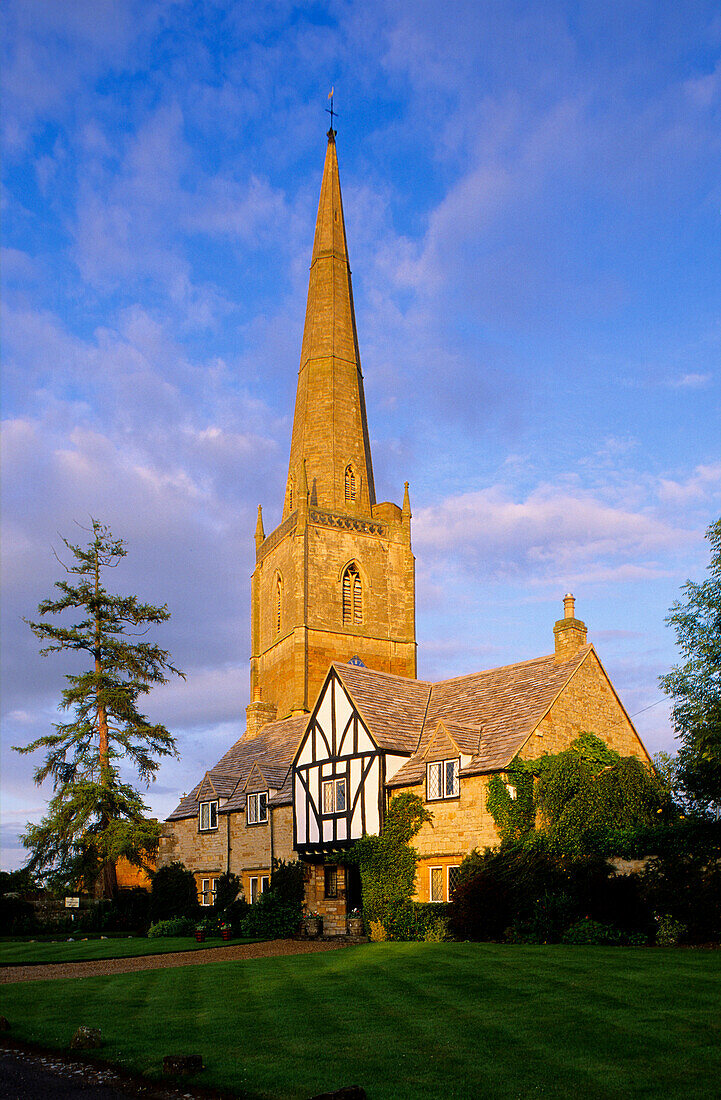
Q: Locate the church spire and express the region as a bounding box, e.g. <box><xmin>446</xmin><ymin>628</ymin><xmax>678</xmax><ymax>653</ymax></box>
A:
<box><xmin>284</xmin><ymin>129</ymin><xmax>376</xmax><ymax>518</ymax></box>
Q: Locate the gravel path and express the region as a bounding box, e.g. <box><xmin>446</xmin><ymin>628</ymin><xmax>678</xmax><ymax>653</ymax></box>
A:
<box><xmin>0</xmin><ymin>938</ymin><xmax>356</xmax><ymax>985</ymax></box>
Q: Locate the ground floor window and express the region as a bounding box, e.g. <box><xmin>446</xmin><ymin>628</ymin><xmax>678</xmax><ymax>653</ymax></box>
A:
<box><xmin>249</xmin><ymin>874</ymin><xmax>270</xmax><ymax>903</ymax></box>
<box><xmin>429</xmin><ymin>864</ymin><xmax>461</xmax><ymax>903</ymax></box>
<box><xmin>199</xmin><ymin>877</ymin><xmax>217</xmax><ymax>906</ymax></box>
<box><xmin>325</xmin><ymin>866</ymin><xmax>338</xmax><ymax>898</ymax></box>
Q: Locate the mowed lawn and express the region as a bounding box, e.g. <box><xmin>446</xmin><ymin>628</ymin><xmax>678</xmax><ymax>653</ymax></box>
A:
<box><xmin>0</xmin><ymin>936</ymin><xmax>259</xmax><ymax>966</ymax></box>
<box><xmin>1</xmin><ymin>943</ymin><xmax>719</xmax><ymax>1099</ymax></box>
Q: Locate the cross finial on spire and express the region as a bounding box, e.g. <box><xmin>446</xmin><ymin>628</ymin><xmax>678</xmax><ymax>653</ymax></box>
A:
<box><xmin>326</xmin><ymin>86</ymin><xmax>337</xmax><ymax>135</ymax></box>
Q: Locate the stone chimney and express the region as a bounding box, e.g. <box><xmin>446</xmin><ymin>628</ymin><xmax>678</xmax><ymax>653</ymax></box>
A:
<box><xmin>553</xmin><ymin>593</ymin><xmax>587</xmax><ymax>661</ymax></box>
<box><xmin>245</xmin><ymin>688</ymin><xmax>277</xmax><ymax>739</ymax></box>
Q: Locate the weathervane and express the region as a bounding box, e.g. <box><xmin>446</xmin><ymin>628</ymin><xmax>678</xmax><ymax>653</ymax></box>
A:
<box><xmin>326</xmin><ymin>86</ymin><xmax>338</xmax><ymax>130</ymax></box>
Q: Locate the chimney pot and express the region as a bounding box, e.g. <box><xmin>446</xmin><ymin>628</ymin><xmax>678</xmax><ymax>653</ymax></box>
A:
<box><xmin>563</xmin><ymin>592</ymin><xmax>575</xmax><ymax>619</ymax></box>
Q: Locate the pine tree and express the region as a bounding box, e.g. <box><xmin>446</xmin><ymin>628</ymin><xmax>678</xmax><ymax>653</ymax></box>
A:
<box><xmin>17</xmin><ymin>520</ymin><xmax>183</xmax><ymax>897</ymax></box>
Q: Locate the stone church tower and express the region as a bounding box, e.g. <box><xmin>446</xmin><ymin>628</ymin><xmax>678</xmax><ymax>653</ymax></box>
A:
<box><xmin>249</xmin><ymin>129</ymin><xmax>417</xmax><ymax>720</ymax></box>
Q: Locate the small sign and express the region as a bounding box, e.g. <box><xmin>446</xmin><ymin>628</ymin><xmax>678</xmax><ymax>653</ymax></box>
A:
<box><xmin>65</xmin><ymin>896</ymin><xmax>80</xmax><ymax>908</ymax></box>
<box><xmin>348</xmin><ymin>656</ymin><xmax>365</xmax><ymax>667</ymax></box>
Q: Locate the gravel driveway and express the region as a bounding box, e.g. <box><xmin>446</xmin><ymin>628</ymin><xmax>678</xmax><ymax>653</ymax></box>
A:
<box><xmin>0</xmin><ymin>937</ymin><xmax>356</xmax><ymax>985</ymax></box>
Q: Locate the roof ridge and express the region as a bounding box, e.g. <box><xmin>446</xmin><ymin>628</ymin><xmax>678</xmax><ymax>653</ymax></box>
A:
<box><xmin>332</xmin><ymin>661</ymin><xmax>431</xmax><ymax>688</ymax></box>
<box><xmin>432</xmin><ymin>645</ymin><xmax>591</xmax><ymax>688</ymax></box>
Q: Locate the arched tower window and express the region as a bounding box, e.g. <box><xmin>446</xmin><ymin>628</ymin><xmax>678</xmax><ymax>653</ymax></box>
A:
<box><xmin>275</xmin><ymin>574</ymin><xmax>282</xmax><ymax>634</ymax></box>
<box><xmin>342</xmin><ymin>563</ymin><xmax>362</xmax><ymax>625</ymax></box>
<box><xmin>344</xmin><ymin>465</ymin><xmax>356</xmax><ymax>503</ymax></box>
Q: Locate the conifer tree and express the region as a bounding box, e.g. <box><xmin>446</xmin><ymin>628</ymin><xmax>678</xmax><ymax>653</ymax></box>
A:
<box><xmin>17</xmin><ymin>520</ymin><xmax>183</xmax><ymax>897</ymax></box>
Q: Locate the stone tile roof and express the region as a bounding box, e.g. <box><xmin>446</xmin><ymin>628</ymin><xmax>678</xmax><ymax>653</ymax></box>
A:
<box><xmin>167</xmin><ymin>714</ymin><xmax>308</xmax><ymax>820</ymax></box>
<box><xmin>168</xmin><ymin>647</ymin><xmax>591</xmax><ymax>819</ymax></box>
<box><xmin>386</xmin><ymin>646</ymin><xmax>592</xmax><ymax>787</ymax></box>
<box><xmin>331</xmin><ymin>662</ymin><xmax>432</xmax><ymax>753</ymax></box>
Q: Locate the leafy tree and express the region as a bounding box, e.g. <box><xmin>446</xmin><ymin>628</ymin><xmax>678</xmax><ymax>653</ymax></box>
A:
<box><xmin>660</xmin><ymin>516</ymin><xmax>721</xmax><ymax>813</ymax></box>
<box><xmin>17</xmin><ymin>520</ymin><xmax>183</xmax><ymax>897</ymax></box>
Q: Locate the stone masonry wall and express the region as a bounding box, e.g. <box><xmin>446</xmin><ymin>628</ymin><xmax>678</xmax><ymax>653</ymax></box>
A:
<box><xmin>523</xmin><ymin>649</ymin><xmax>649</xmax><ymax>761</ymax></box>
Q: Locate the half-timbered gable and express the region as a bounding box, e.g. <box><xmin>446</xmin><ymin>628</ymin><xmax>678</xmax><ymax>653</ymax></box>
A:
<box><xmin>294</xmin><ymin>667</ymin><xmax>384</xmax><ymax>851</ymax></box>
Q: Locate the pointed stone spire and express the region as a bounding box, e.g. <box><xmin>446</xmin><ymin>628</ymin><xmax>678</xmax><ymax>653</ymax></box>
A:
<box><xmin>284</xmin><ymin>129</ymin><xmax>376</xmax><ymax>519</ymax></box>
<box><xmin>255</xmin><ymin>505</ymin><xmax>265</xmax><ymax>551</ymax></box>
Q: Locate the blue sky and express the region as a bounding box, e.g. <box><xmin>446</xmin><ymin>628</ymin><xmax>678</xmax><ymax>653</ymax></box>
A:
<box><xmin>2</xmin><ymin>0</ymin><xmax>719</xmax><ymax>869</ymax></box>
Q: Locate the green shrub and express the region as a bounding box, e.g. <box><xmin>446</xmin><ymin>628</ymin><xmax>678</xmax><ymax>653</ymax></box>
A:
<box><xmin>0</xmin><ymin>894</ymin><xmax>37</xmax><ymax>935</ymax></box>
<box><xmin>212</xmin><ymin>872</ymin><xmax>241</xmax><ymax>913</ymax></box>
<box><xmin>147</xmin><ymin>916</ymin><xmax>194</xmax><ymax>938</ymax></box>
<box><xmin>384</xmin><ymin>901</ymin><xmax>451</xmax><ymax>941</ymax></box>
<box><xmin>561</xmin><ymin>919</ymin><xmax>624</xmax><ymax>945</ymax></box>
<box><xmin>423</xmin><ymin>918</ymin><xmax>449</xmax><ymax>942</ymax></box>
<box><xmin>149</xmin><ymin>862</ymin><xmax>199</xmax><ymax>922</ymax></box>
<box><xmin>655</xmin><ymin>914</ymin><xmax>687</xmax><ymax>946</ymax></box>
<box><xmin>270</xmin><ymin>860</ymin><xmax>305</xmax><ymax>905</ymax></box>
<box><xmin>239</xmin><ymin>892</ymin><xmax>300</xmax><ymax>938</ymax></box>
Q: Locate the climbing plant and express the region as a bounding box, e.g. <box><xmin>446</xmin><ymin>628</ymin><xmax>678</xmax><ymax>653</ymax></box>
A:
<box><xmin>486</xmin><ymin>733</ymin><xmax>668</xmax><ymax>855</ymax></box>
<box><xmin>348</xmin><ymin>792</ymin><xmax>431</xmax><ymax>934</ymax></box>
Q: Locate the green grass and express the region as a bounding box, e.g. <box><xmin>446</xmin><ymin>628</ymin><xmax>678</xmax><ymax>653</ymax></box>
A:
<box><xmin>1</xmin><ymin>944</ymin><xmax>719</xmax><ymax>1099</ymax></box>
<box><xmin>0</xmin><ymin>936</ymin><xmax>259</xmax><ymax>965</ymax></box>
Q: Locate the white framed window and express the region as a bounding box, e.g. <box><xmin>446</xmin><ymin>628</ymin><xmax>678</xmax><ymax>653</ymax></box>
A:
<box><xmin>448</xmin><ymin>865</ymin><xmax>461</xmax><ymax>899</ymax></box>
<box><xmin>249</xmin><ymin>874</ymin><xmax>270</xmax><ymax>904</ymax></box>
<box><xmin>426</xmin><ymin>758</ymin><xmax>459</xmax><ymax>801</ymax></box>
<box><xmin>199</xmin><ymin>878</ymin><xmax>218</xmax><ymax>906</ymax></box>
<box><xmin>199</xmin><ymin>800</ymin><xmax>218</xmax><ymax>831</ymax></box>
<box><xmin>430</xmin><ymin>866</ymin><xmax>444</xmax><ymax>903</ymax></box>
<box><xmin>506</xmin><ymin>783</ymin><xmax>517</xmax><ymax>800</ymax></box>
<box><xmin>247</xmin><ymin>791</ymin><xmax>268</xmax><ymax>825</ymax></box>
<box><xmin>322</xmin><ymin>777</ymin><xmax>347</xmax><ymax>815</ymax></box>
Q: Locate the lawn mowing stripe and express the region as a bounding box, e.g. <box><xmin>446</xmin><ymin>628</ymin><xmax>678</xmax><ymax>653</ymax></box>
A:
<box><xmin>1</xmin><ymin>944</ymin><xmax>719</xmax><ymax>1100</ymax></box>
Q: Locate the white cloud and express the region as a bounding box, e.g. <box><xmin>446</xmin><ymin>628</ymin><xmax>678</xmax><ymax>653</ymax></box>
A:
<box><xmin>667</xmin><ymin>372</ymin><xmax>712</xmax><ymax>389</ymax></box>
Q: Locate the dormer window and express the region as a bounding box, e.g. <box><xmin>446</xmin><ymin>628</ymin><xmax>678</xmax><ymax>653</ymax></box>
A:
<box><xmin>426</xmin><ymin>758</ymin><xmax>459</xmax><ymax>801</ymax></box>
<box><xmin>342</xmin><ymin>563</ymin><xmax>362</xmax><ymax>625</ymax></box>
<box><xmin>199</xmin><ymin>800</ymin><xmax>218</xmax><ymax>831</ymax></box>
<box><xmin>247</xmin><ymin>791</ymin><xmax>268</xmax><ymax>825</ymax></box>
<box><xmin>344</xmin><ymin>465</ymin><xmax>356</xmax><ymax>502</ymax></box>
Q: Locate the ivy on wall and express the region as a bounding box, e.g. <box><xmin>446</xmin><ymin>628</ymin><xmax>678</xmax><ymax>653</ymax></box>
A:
<box><xmin>347</xmin><ymin>792</ymin><xmax>431</xmax><ymax>932</ymax></box>
<box><xmin>486</xmin><ymin>732</ymin><xmax>668</xmax><ymax>854</ymax></box>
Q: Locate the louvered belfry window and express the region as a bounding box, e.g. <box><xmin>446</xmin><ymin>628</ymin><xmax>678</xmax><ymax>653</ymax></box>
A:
<box><xmin>275</xmin><ymin>575</ymin><xmax>282</xmax><ymax>634</ymax></box>
<box><xmin>342</xmin><ymin>563</ymin><xmax>362</xmax><ymax>625</ymax></box>
<box><xmin>345</xmin><ymin>465</ymin><xmax>356</xmax><ymax>502</ymax></box>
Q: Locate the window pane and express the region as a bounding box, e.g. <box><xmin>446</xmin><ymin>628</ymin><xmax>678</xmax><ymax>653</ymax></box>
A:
<box><xmin>427</xmin><ymin>763</ymin><xmax>441</xmax><ymax>800</ymax></box>
<box><xmin>446</xmin><ymin>759</ymin><xmax>459</xmax><ymax>797</ymax></box>
<box><xmin>448</xmin><ymin>866</ymin><xmax>461</xmax><ymax>898</ymax></box>
<box><xmin>200</xmin><ymin>803</ymin><xmax>208</xmax><ymax>830</ymax></box>
<box><xmin>201</xmin><ymin>879</ymin><xmax>209</xmax><ymax>905</ymax></box>
<box><xmin>247</xmin><ymin>794</ymin><xmax>256</xmax><ymax>823</ymax></box>
<box><xmin>335</xmin><ymin>779</ymin><xmax>346</xmax><ymax>812</ymax></box>
<box><xmin>325</xmin><ymin>866</ymin><xmax>338</xmax><ymax>898</ymax></box>
<box><xmin>323</xmin><ymin>781</ymin><xmax>334</xmax><ymax>813</ymax></box>
<box><xmin>259</xmin><ymin>792</ymin><xmax>268</xmax><ymax>821</ymax></box>
<box><xmin>261</xmin><ymin>876</ymin><xmax>269</xmax><ymax>893</ymax></box>
<box><xmin>430</xmin><ymin>867</ymin><xmax>443</xmax><ymax>902</ymax></box>
<box><xmin>250</xmin><ymin>877</ymin><xmax>258</xmax><ymax>904</ymax></box>
<box><xmin>209</xmin><ymin>801</ymin><xmax>218</xmax><ymax>828</ymax></box>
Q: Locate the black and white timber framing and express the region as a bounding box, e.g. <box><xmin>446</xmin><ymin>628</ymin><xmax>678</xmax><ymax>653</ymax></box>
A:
<box><xmin>293</xmin><ymin>668</ymin><xmax>385</xmax><ymax>852</ymax></box>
